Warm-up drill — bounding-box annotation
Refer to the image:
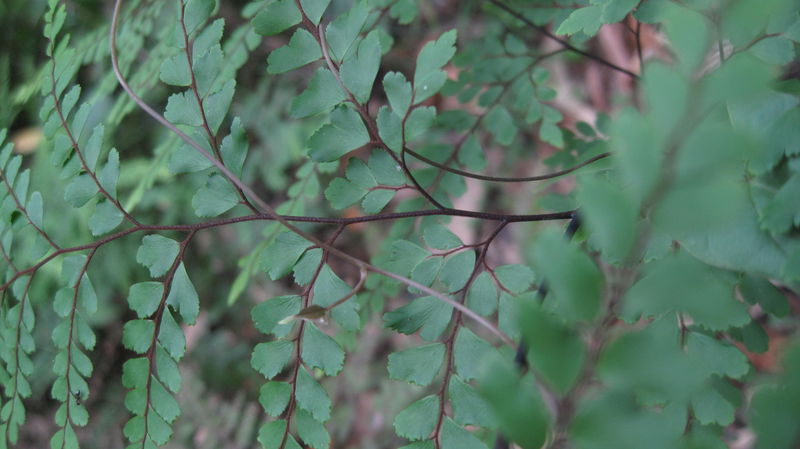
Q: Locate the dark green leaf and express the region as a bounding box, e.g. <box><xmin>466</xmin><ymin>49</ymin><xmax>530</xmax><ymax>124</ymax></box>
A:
<box><xmin>324</xmin><ymin>178</ymin><xmax>367</xmax><ymax>209</ymax></box>
<box><xmin>440</xmin><ymin>417</ymin><xmax>488</xmax><ymax>449</ymax></box>
<box><xmin>259</xmin><ymin>382</ymin><xmax>291</xmax><ymax>417</ymax></box>
<box><xmin>466</xmin><ymin>271</ymin><xmax>497</xmax><ymax>316</ymax></box>
<box><xmin>440</xmin><ymin>250</ymin><xmax>476</xmax><ymax>292</ymax></box>
<box><xmin>384</xmin><ymin>71</ymin><xmax>412</xmax><ymax>117</ymax></box>
<box><xmin>252</xmin><ymin>0</ymin><xmax>300</xmax><ymax>36</ymax></box>
<box><xmin>519</xmin><ymin>301</ymin><xmax>585</xmax><ymax>394</ymax></box>
<box><xmin>414</xmin><ymin>30</ymin><xmax>457</xmax><ymax>103</ymax></box>
<box><xmin>267</xmin><ymin>29</ymin><xmax>322</xmax><ymax>74</ymax></box>
<box><xmin>89</xmin><ymin>200</ymin><xmax>123</xmax><ymax>236</ymax></box>
<box><xmin>340</xmin><ymin>32</ymin><xmax>381</xmax><ymax>103</ymax></box>
<box><xmin>295</xmin><ymin>409</ymin><xmax>330</xmax><ymax>449</ymax></box>
<box><xmin>252</xmin><ymin>296</ymin><xmax>301</xmax><ymax>336</ymax></box>
<box><xmin>531</xmin><ymin>228</ymin><xmax>603</xmax><ymax>322</ymax></box>
<box><xmin>362</xmin><ymin>189</ymin><xmax>394</xmax><ymax>213</ymax></box>
<box><xmin>122</xmin><ymin>320</ymin><xmax>155</xmax><ymax>354</ymax></box>
<box><xmin>394</xmin><ymin>395</ymin><xmax>439</xmax><ymax>440</ymax></box>
<box><xmin>404</xmin><ymin>106</ymin><xmax>436</xmax><ymax>141</ymax></box>
<box><xmin>136</xmin><ymin>235</ymin><xmax>179</xmax><ymax>278</ymax></box>
<box><xmin>261</xmin><ymin>232</ymin><xmax>312</xmax><ymax>280</ymax></box>
<box><xmin>485</xmin><ymin>106</ymin><xmax>516</xmax><ymax>145</ymax></box>
<box><xmin>388</xmin><ymin>343</ymin><xmax>445</xmax><ymax>386</ymax></box>
<box><xmin>302</xmin><ymin>324</ymin><xmax>345</xmax><ymax>376</ymax></box>
<box><xmin>383</xmin><ymin>296</ymin><xmax>452</xmax><ymax>341</ymax></box>
<box><xmin>423</xmin><ymin>223</ymin><xmax>462</xmax><ymax>250</ymax></box>
<box><xmin>449</xmin><ymin>376</ymin><xmax>495</xmax><ymax>428</ymax></box>
<box><xmin>577</xmin><ymin>175</ymin><xmax>638</xmax><ymax>263</ymax></box>
<box><xmin>739</xmin><ymin>275</ymin><xmax>789</xmax><ymax>317</ymax></box>
<box><xmin>291</xmin><ymin>68</ymin><xmax>347</xmax><ymax>118</ymax></box>
<box><xmin>192</xmin><ymin>174</ymin><xmax>238</xmax><ymax>217</ymax></box>
<box><xmin>158</xmin><ymin>309</ymin><xmax>186</xmax><ymax>360</ymax></box>
<box><xmin>165</xmin><ymin>263</ymin><xmax>200</xmax><ymax>325</ymax></box>
<box><xmin>324</xmin><ymin>3</ymin><xmax>368</xmax><ymax>60</ymax></box>
<box><xmin>127</xmin><ymin>282</ymin><xmax>164</xmax><ymax>319</ymax></box>
<box><xmin>250</xmin><ymin>340</ymin><xmax>293</xmax><ymax>379</ymax></box>
<box><xmin>308</xmin><ymin>105</ymin><xmax>370</xmax><ymax>162</ymax></box>
<box><xmin>623</xmin><ymin>251</ymin><xmax>750</xmax><ymax>331</ymax></box>
<box><xmin>453</xmin><ymin>327</ymin><xmax>501</xmax><ymax>381</ymax></box>
<box><xmin>300</xmin><ymin>0</ymin><xmax>330</xmax><ymax>25</ymax></box>
<box><xmin>493</xmin><ymin>264</ymin><xmax>534</xmax><ymax>294</ymax></box>
<box><xmin>295</xmin><ymin>367</ymin><xmax>332</xmax><ymax>422</ymax></box>
<box><xmin>220</xmin><ymin>117</ymin><xmax>248</xmax><ymax>177</ymax></box>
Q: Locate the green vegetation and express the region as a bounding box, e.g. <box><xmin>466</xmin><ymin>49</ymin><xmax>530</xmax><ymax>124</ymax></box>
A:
<box><xmin>1</xmin><ymin>0</ymin><xmax>799</xmax><ymax>448</ymax></box>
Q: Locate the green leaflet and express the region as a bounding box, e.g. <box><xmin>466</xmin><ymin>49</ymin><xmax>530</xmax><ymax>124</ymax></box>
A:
<box><xmin>325</xmin><ymin>178</ymin><xmax>367</xmax><ymax>209</ymax></box>
<box><xmin>623</xmin><ymin>251</ymin><xmax>751</xmax><ymax>331</ymax></box>
<box><xmin>449</xmin><ymin>376</ymin><xmax>495</xmax><ymax>428</ymax></box>
<box><xmin>127</xmin><ymin>282</ymin><xmax>164</xmax><ymax>318</ymax></box>
<box><xmin>414</xmin><ymin>30</ymin><xmax>457</xmax><ymax>103</ymax></box>
<box><xmin>556</xmin><ymin>6</ymin><xmax>604</xmax><ymax>36</ymax></box>
<box><xmin>440</xmin><ymin>418</ymin><xmax>489</xmax><ymax>449</ymax></box>
<box><xmin>493</xmin><ymin>264</ymin><xmax>535</xmax><ymax>294</ymax></box>
<box><xmin>259</xmin><ymin>382</ymin><xmax>292</xmax><ymax>416</ymax></box>
<box><xmin>252</xmin><ymin>0</ymin><xmax>301</xmax><ymax>36</ymax></box>
<box><xmin>466</xmin><ymin>271</ymin><xmax>497</xmax><ymax>317</ymax></box>
<box><xmin>440</xmin><ymin>250</ymin><xmax>476</xmax><ymax>292</ymax></box>
<box><xmin>311</xmin><ymin>266</ymin><xmax>361</xmax><ymax>330</ymax></box>
<box><xmin>531</xmin><ymin>228</ymin><xmax>603</xmax><ymax>323</ymax></box>
<box><xmin>577</xmin><ymin>174</ymin><xmax>638</xmax><ymax>264</ymax></box>
<box><xmin>340</xmin><ymin>31</ymin><xmax>382</xmax><ymax>103</ymax></box>
<box><xmin>251</xmin><ymin>295</ymin><xmax>302</xmax><ymax>336</ymax></box>
<box><xmin>325</xmin><ymin>150</ymin><xmax>404</xmax><ymax>212</ymax></box>
<box><xmin>220</xmin><ymin>117</ymin><xmax>248</xmax><ymax>177</ymax></box>
<box><xmin>377</xmin><ymin>106</ymin><xmax>403</xmax><ymax>151</ymax></box>
<box><xmin>290</xmin><ymin>68</ymin><xmax>347</xmax><ymax>118</ymax></box>
<box><xmin>184</xmin><ymin>0</ymin><xmax>216</xmax><ymax>35</ymax></box>
<box><xmin>159</xmin><ymin>52</ymin><xmax>191</xmax><ymax>87</ymax></box>
<box><xmin>164</xmin><ymin>91</ymin><xmax>203</xmax><ymax>127</ymax></box>
<box><xmin>394</xmin><ymin>395</ymin><xmax>439</xmax><ymax>440</ymax></box>
<box><xmin>251</xmin><ymin>340</ymin><xmax>294</xmax><ymax>379</ymax></box>
<box><xmin>136</xmin><ymin>235</ymin><xmax>180</xmax><ymax>278</ymax></box>
<box><xmin>308</xmin><ymin>105</ymin><xmax>370</xmax><ymax>162</ymax></box>
<box><xmin>748</xmin><ymin>345</ymin><xmax>800</xmax><ymax>449</ymax></box>
<box><xmin>261</xmin><ymin>231</ymin><xmax>313</xmax><ymax>280</ymax></box>
<box><xmin>165</xmin><ymin>263</ymin><xmax>200</xmax><ymax>325</ymax></box>
<box><xmin>192</xmin><ymin>174</ymin><xmax>239</xmax><ymax>217</ymax></box>
<box><xmin>295</xmin><ymin>367</ymin><xmax>332</xmax><ymax>422</ymax></box>
<box><xmin>302</xmin><ymin>324</ymin><xmax>345</xmax><ymax>376</ymax></box>
<box><xmin>296</xmin><ymin>409</ymin><xmax>331</xmax><ymax>449</ymax></box>
<box><xmin>324</xmin><ymin>2</ymin><xmax>369</xmax><ymax>61</ymax></box>
<box><xmin>405</xmin><ymin>106</ymin><xmax>436</xmax><ymax>141</ymax></box>
<box><xmin>388</xmin><ymin>343</ymin><xmax>445</xmax><ymax>386</ymax></box>
<box><xmin>383</xmin><ymin>295</ymin><xmax>452</xmax><ymax>341</ymax></box>
<box><xmin>267</xmin><ymin>28</ymin><xmax>322</xmax><ymax>74</ymax></box>
<box><xmin>485</xmin><ymin>106</ymin><xmax>516</xmax><ymax>145</ymax></box>
<box><xmin>690</xmin><ymin>380</ymin><xmax>738</xmax><ymax>426</ymax></box>
<box><xmin>384</xmin><ymin>71</ymin><xmax>412</xmax><ymax>117</ymax></box>
<box><xmin>122</xmin><ymin>320</ymin><xmax>156</xmax><ymax>354</ymax></box>
<box><xmin>519</xmin><ymin>301</ymin><xmax>585</xmax><ymax>395</ymax></box>
<box><xmin>387</xmin><ymin>240</ymin><xmax>430</xmax><ymax>275</ymax></box>
<box><xmin>89</xmin><ymin>199</ymin><xmax>123</xmax><ymax>236</ymax></box>
<box><xmin>479</xmin><ymin>360</ymin><xmax>550</xmax><ymax>449</ymax></box>
<box><xmin>422</xmin><ymin>223</ymin><xmax>462</xmax><ymax>250</ymax></box>
<box><xmin>453</xmin><ymin>327</ymin><xmax>502</xmax><ymax>382</ymax></box>
<box><xmin>300</xmin><ymin>0</ymin><xmax>331</xmax><ymax>25</ymax></box>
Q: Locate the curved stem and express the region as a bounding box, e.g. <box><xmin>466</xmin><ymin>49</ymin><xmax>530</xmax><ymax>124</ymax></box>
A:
<box><xmin>488</xmin><ymin>0</ymin><xmax>640</xmax><ymax>79</ymax></box>
<box><xmin>406</xmin><ymin>150</ymin><xmax>610</xmax><ymax>182</ymax></box>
